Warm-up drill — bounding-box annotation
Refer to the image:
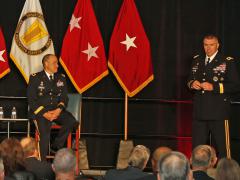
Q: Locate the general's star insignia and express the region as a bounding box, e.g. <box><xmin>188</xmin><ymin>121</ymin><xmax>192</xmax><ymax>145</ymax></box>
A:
<box><xmin>0</xmin><ymin>50</ymin><xmax>6</xmax><ymax>62</ymax></box>
<box><xmin>82</xmin><ymin>43</ymin><xmax>99</xmax><ymax>61</ymax></box>
<box><xmin>120</xmin><ymin>33</ymin><xmax>137</xmax><ymax>51</ymax></box>
<box><xmin>69</xmin><ymin>14</ymin><xmax>81</xmax><ymax>32</ymax></box>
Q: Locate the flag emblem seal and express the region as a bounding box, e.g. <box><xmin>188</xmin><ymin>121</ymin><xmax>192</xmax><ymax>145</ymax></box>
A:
<box><xmin>14</xmin><ymin>12</ymin><xmax>52</xmax><ymax>55</ymax></box>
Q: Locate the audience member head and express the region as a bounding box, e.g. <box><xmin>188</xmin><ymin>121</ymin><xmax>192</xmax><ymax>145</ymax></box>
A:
<box><xmin>128</xmin><ymin>145</ymin><xmax>150</xmax><ymax>170</ymax></box>
<box><xmin>20</xmin><ymin>137</ymin><xmax>38</xmax><ymax>158</ymax></box>
<box><xmin>151</xmin><ymin>146</ymin><xmax>172</xmax><ymax>173</ymax></box>
<box><xmin>52</xmin><ymin>148</ymin><xmax>76</xmax><ymax>180</ymax></box>
<box><xmin>215</xmin><ymin>158</ymin><xmax>240</xmax><ymax>180</ymax></box>
<box><xmin>191</xmin><ymin>145</ymin><xmax>211</xmax><ymax>171</ymax></box>
<box><xmin>0</xmin><ymin>157</ymin><xmax>4</xmax><ymax>180</ymax></box>
<box><xmin>0</xmin><ymin>138</ymin><xmax>25</xmax><ymax>176</ymax></box>
<box><xmin>158</xmin><ymin>151</ymin><xmax>192</xmax><ymax>180</ymax></box>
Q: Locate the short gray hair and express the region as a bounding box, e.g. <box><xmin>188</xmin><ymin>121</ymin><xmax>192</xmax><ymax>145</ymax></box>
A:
<box><xmin>216</xmin><ymin>158</ymin><xmax>240</xmax><ymax>180</ymax></box>
<box><xmin>53</xmin><ymin>148</ymin><xmax>76</xmax><ymax>173</ymax></box>
<box><xmin>42</xmin><ymin>54</ymin><xmax>55</xmax><ymax>67</ymax></box>
<box><xmin>191</xmin><ymin>145</ymin><xmax>211</xmax><ymax>168</ymax></box>
<box><xmin>203</xmin><ymin>34</ymin><xmax>219</xmax><ymax>43</ymax></box>
<box><xmin>159</xmin><ymin>151</ymin><xmax>190</xmax><ymax>180</ymax></box>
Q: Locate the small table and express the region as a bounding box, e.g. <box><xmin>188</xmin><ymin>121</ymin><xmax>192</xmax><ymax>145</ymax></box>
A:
<box><xmin>0</xmin><ymin>118</ymin><xmax>30</xmax><ymax>138</ymax></box>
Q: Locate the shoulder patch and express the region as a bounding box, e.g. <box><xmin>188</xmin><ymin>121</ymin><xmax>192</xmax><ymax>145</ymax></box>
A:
<box><xmin>226</xmin><ymin>56</ymin><xmax>234</xmax><ymax>61</ymax></box>
<box><xmin>61</xmin><ymin>74</ymin><xmax>65</xmax><ymax>77</ymax></box>
<box><xmin>31</xmin><ymin>73</ymin><xmax>36</xmax><ymax>76</ymax></box>
<box><xmin>193</xmin><ymin>55</ymin><xmax>199</xmax><ymax>59</ymax></box>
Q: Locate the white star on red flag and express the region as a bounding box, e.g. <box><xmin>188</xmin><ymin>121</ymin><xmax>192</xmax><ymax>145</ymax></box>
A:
<box><xmin>82</xmin><ymin>43</ymin><xmax>99</xmax><ymax>61</ymax></box>
<box><xmin>120</xmin><ymin>33</ymin><xmax>137</xmax><ymax>51</ymax></box>
<box><xmin>69</xmin><ymin>15</ymin><xmax>81</xmax><ymax>32</ymax></box>
<box><xmin>0</xmin><ymin>50</ymin><xmax>6</xmax><ymax>62</ymax></box>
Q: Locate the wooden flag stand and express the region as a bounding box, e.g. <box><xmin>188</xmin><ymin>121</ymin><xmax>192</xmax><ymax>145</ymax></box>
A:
<box><xmin>78</xmin><ymin>100</ymin><xmax>89</xmax><ymax>171</ymax></box>
<box><xmin>78</xmin><ymin>138</ymin><xmax>89</xmax><ymax>170</ymax></box>
<box><xmin>116</xmin><ymin>93</ymin><xmax>134</xmax><ymax>169</ymax></box>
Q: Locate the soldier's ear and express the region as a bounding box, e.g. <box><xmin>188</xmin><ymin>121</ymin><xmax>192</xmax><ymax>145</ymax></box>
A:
<box><xmin>45</xmin><ymin>61</ymin><xmax>50</xmax><ymax>69</ymax></box>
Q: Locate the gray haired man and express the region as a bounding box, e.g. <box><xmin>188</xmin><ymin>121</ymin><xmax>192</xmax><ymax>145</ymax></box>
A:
<box><xmin>158</xmin><ymin>151</ymin><xmax>193</xmax><ymax>180</ymax></box>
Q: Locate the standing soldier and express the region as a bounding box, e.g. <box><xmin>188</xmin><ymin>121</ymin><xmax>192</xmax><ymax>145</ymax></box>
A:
<box><xmin>188</xmin><ymin>35</ymin><xmax>240</xmax><ymax>158</ymax></box>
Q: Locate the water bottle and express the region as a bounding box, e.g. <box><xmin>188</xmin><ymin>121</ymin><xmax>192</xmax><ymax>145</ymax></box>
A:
<box><xmin>0</xmin><ymin>107</ymin><xmax>3</xmax><ymax>119</ymax></box>
<box><xmin>11</xmin><ymin>106</ymin><xmax>17</xmax><ymax>119</ymax></box>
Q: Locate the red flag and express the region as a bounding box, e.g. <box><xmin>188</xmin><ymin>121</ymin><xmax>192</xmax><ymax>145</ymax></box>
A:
<box><xmin>109</xmin><ymin>0</ymin><xmax>154</xmax><ymax>97</ymax></box>
<box><xmin>0</xmin><ymin>28</ymin><xmax>10</xmax><ymax>79</ymax></box>
<box><xmin>60</xmin><ymin>0</ymin><xmax>108</xmax><ymax>93</ymax></box>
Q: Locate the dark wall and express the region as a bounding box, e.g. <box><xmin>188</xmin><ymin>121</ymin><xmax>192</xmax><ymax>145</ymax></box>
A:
<box><xmin>0</xmin><ymin>0</ymin><xmax>240</xmax><ymax>168</ymax></box>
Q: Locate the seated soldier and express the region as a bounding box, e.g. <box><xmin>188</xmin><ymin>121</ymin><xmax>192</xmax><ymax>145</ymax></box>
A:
<box><xmin>27</xmin><ymin>54</ymin><xmax>76</xmax><ymax>160</ymax></box>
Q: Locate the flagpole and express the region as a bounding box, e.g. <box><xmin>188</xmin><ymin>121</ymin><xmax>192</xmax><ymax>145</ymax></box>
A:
<box><xmin>124</xmin><ymin>93</ymin><xmax>128</xmax><ymax>140</ymax></box>
<box><xmin>224</xmin><ymin>120</ymin><xmax>231</xmax><ymax>159</ymax></box>
<box><xmin>76</xmin><ymin>97</ymin><xmax>82</xmax><ymax>174</ymax></box>
<box><xmin>79</xmin><ymin>98</ymin><xmax>82</xmax><ymax>140</ymax></box>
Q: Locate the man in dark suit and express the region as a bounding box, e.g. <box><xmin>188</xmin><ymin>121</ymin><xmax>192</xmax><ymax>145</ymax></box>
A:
<box><xmin>188</xmin><ymin>35</ymin><xmax>240</xmax><ymax>158</ymax></box>
<box><xmin>191</xmin><ymin>145</ymin><xmax>214</xmax><ymax>180</ymax></box>
<box><xmin>27</xmin><ymin>54</ymin><xmax>76</xmax><ymax>160</ymax></box>
<box><xmin>104</xmin><ymin>145</ymin><xmax>151</xmax><ymax>180</ymax></box>
<box><xmin>20</xmin><ymin>137</ymin><xmax>55</xmax><ymax>180</ymax></box>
